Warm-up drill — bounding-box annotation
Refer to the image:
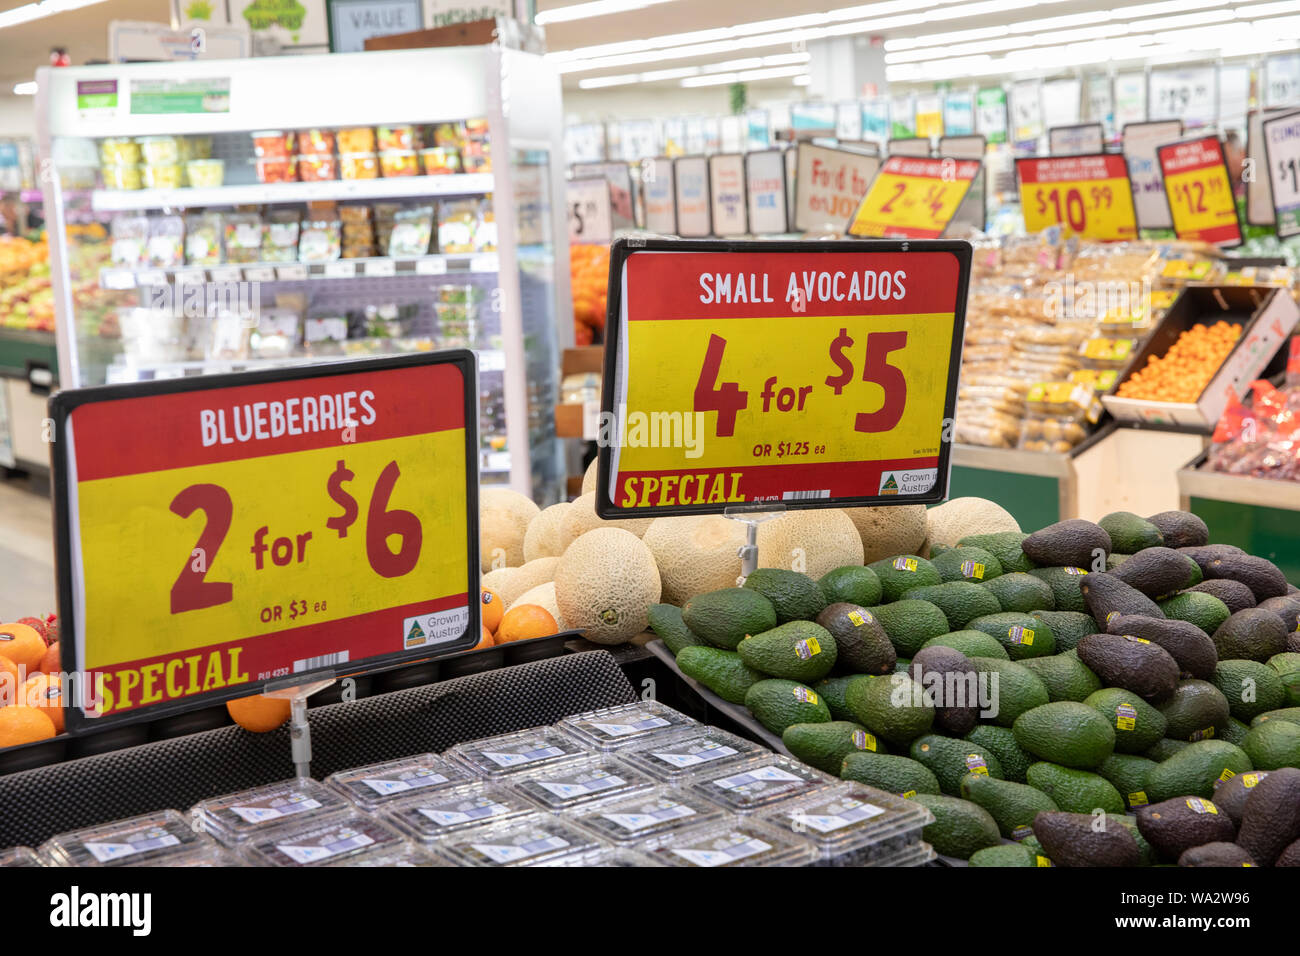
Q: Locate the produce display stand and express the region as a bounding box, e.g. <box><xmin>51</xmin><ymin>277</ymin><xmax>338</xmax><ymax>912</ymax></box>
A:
<box><xmin>1177</xmin><ymin>449</ymin><xmax>1300</xmax><ymax>582</ymax></box>
<box><xmin>0</xmin><ymin>328</ymin><xmax>56</xmax><ymax>472</ymax></box>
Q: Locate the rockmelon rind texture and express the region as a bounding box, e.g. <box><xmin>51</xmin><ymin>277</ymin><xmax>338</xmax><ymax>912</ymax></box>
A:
<box><xmin>755</xmin><ymin>509</ymin><xmax>865</xmax><ymax>581</ymax></box>
<box><xmin>482</xmin><ymin>557</ymin><xmax>558</xmax><ymax>606</ymax></box>
<box><xmin>643</xmin><ymin>515</ymin><xmax>746</xmax><ymax>605</ymax></box>
<box><xmin>581</xmin><ymin>458</ymin><xmax>600</xmax><ymax>495</ymax></box>
<box><xmin>523</xmin><ymin>502</ymin><xmax>572</xmax><ymax>562</ymax></box>
<box><xmin>560</xmin><ymin>492</ymin><xmax>654</xmax><ymax>548</ymax></box>
<box><xmin>508</xmin><ymin>581</ymin><xmax>568</xmax><ymax>630</ymax></box>
<box><xmin>555</xmin><ymin>527</ymin><xmax>662</xmax><ymax>645</ymax></box>
<box><xmin>479</xmin><ymin>487</ymin><xmax>540</xmax><ymax>572</ymax></box>
<box><xmin>843</xmin><ymin>504</ymin><xmax>929</xmax><ymax>564</ymax></box>
<box><xmin>925</xmin><ymin>497</ymin><xmax>1021</xmax><ymax>550</ymax></box>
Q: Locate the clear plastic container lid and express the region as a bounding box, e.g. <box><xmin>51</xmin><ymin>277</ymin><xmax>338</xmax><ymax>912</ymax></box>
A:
<box><xmin>40</xmin><ymin>810</ymin><xmax>212</xmax><ymax>867</ymax></box>
<box><xmin>570</xmin><ymin>786</ymin><xmax>727</xmax><ymax>846</ymax></box>
<box><xmin>505</xmin><ymin>755</ymin><xmax>656</xmax><ymax>813</ymax></box>
<box><xmin>618</xmin><ymin>727</ymin><xmax>771</xmax><ymax>784</ymax></box>
<box><xmin>688</xmin><ymin>755</ymin><xmax>835</xmax><ymax>815</ymax></box>
<box><xmin>866</xmin><ymin>841</ymin><xmax>936</xmax><ymax>867</ymax></box>
<box><xmin>126</xmin><ymin>844</ymin><xmax>240</xmax><ymax>867</ymax></box>
<box><xmin>555</xmin><ymin>700</ymin><xmax>697</xmax><ymax>751</ymax></box>
<box><xmin>446</xmin><ymin>726</ymin><xmax>588</xmax><ymax>779</ymax></box>
<box><xmin>322</xmin><ymin>843</ymin><xmax>437</xmax><ymax>867</ymax></box>
<box><xmin>324</xmin><ymin>753</ymin><xmax>474</xmax><ymax>810</ymax></box>
<box><xmin>437</xmin><ymin>817</ymin><xmax>603</xmax><ymax>867</ymax></box>
<box><xmin>193</xmin><ymin>778</ymin><xmax>350</xmax><ymax>846</ymax></box>
<box><xmin>757</xmin><ymin>783</ymin><xmax>934</xmax><ymax>862</ymax></box>
<box><xmin>240</xmin><ymin>813</ymin><xmax>406</xmax><ymax>867</ymax></box>
<box><xmin>0</xmin><ymin>847</ymin><xmax>43</xmax><ymax>867</ymax></box>
<box><xmin>641</xmin><ymin>818</ymin><xmax>818</xmax><ymax>868</ymax></box>
<box><xmin>381</xmin><ymin>783</ymin><xmax>539</xmax><ymax>842</ymax></box>
<box><xmin>532</xmin><ymin>847</ymin><xmax>664</xmax><ymax>866</ymax></box>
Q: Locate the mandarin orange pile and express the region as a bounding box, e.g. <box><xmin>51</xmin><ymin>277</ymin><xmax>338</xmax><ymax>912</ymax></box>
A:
<box><xmin>0</xmin><ymin>614</ymin><xmax>64</xmax><ymax>746</ymax></box>
<box><xmin>570</xmin><ymin>243</ymin><xmax>609</xmax><ymax>346</ymax></box>
<box><xmin>1116</xmin><ymin>321</ymin><xmax>1242</xmax><ymax>403</ymax></box>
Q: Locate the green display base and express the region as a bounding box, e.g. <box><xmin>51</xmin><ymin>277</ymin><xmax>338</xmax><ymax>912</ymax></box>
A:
<box><xmin>1188</xmin><ymin>497</ymin><xmax>1300</xmax><ymax>583</ymax></box>
<box><xmin>0</xmin><ymin>328</ymin><xmax>57</xmax><ymax>381</ymax></box>
<box><xmin>949</xmin><ymin>464</ymin><xmax>1061</xmax><ymax>530</ymax></box>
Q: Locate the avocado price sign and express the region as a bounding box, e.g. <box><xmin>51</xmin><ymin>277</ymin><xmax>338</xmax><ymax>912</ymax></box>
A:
<box><xmin>51</xmin><ymin>353</ymin><xmax>479</xmax><ymax>731</ymax></box>
<box><xmin>596</xmin><ymin>238</ymin><xmax>971</xmax><ymax>519</ymax></box>
<box><xmin>847</xmin><ymin>156</ymin><xmax>980</xmax><ymax>239</ymax></box>
<box><xmin>1016</xmin><ymin>154</ymin><xmax>1138</xmax><ymax>241</ymax></box>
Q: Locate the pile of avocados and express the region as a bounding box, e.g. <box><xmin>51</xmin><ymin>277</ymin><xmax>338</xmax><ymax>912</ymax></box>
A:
<box><xmin>648</xmin><ymin>509</ymin><xmax>1300</xmax><ymax>867</ymax></box>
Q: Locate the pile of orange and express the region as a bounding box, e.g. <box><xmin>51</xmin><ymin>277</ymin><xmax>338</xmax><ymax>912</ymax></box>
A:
<box><xmin>570</xmin><ymin>243</ymin><xmax>610</xmax><ymax>346</ymax></box>
<box><xmin>476</xmin><ymin>587</ymin><xmax>557</xmax><ymax>649</ymax></box>
<box><xmin>0</xmin><ymin>615</ymin><xmax>65</xmax><ymax>749</ymax></box>
<box><xmin>1117</xmin><ymin>321</ymin><xmax>1243</xmax><ymax>404</ymax></box>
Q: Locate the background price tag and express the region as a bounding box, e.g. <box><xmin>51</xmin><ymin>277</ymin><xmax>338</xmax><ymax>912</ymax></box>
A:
<box><xmin>1263</xmin><ymin>112</ymin><xmax>1300</xmax><ymax>239</ymax></box>
<box><xmin>567</xmin><ymin>177</ymin><xmax>613</xmax><ymax>245</ymax></box>
<box><xmin>1157</xmin><ymin>136</ymin><xmax>1242</xmax><ymax>246</ymax></box>
<box><xmin>597</xmin><ymin>239</ymin><xmax>970</xmax><ymax>518</ymax></box>
<box><xmin>848</xmin><ymin>156</ymin><xmax>979</xmax><ymax>238</ymax></box>
<box><xmin>1016</xmin><ymin>154</ymin><xmax>1138</xmax><ymax>240</ymax></box>
<box><xmin>51</xmin><ymin>355</ymin><xmax>478</xmax><ymax>730</ymax></box>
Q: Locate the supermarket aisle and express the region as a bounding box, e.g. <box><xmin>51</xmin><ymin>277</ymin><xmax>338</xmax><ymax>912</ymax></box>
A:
<box><xmin>0</xmin><ymin>477</ymin><xmax>56</xmax><ymax>616</ymax></box>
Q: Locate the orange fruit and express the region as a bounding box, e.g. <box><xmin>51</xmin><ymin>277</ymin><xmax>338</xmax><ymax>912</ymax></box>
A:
<box><xmin>39</xmin><ymin>642</ymin><xmax>60</xmax><ymax>675</ymax></box>
<box><xmin>476</xmin><ymin>623</ymin><xmax>495</xmax><ymax>649</ymax></box>
<box><xmin>481</xmin><ymin>588</ymin><xmax>504</xmax><ymax>633</ymax></box>
<box><xmin>0</xmin><ymin>706</ymin><xmax>55</xmax><ymax>747</ymax></box>
<box><xmin>0</xmin><ymin>654</ymin><xmax>18</xmax><ymax>707</ymax></box>
<box><xmin>226</xmin><ymin>694</ymin><xmax>291</xmax><ymax>733</ymax></box>
<box><xmin>0</xmin><ymin>623</ymin><xmax>46</xmax><ymax>671</ymax></box>
<box><xmin>495</xmin><ymin>604</ymin><xmax>557</xmax><ymax>644</ymax></box>
<box><xmin>20</xmin><ymin>674</ymin><xmax>63</xmax><ymax>733</ymax></box>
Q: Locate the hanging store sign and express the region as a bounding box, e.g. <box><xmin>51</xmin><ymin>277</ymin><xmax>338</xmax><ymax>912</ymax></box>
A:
<box><xmin>847</xmin><ymin>156</ymin><xmax>980</xmax><ymax>239</ymax></box>
<box><xmin>1016</xmin><ymin>154</ymin><xmax>1138</xmax><ymax>241</ymax></box>
<box><xmin>1157</xmin><ymin>136</ymin><xmax>1243</xmax><ymax>247</ymax></box>
<box><xmin>793</xmin><ymin>143</ymin><xmax>880</xmax><ymax>233</ymax></box>
<box><xmin>1123</xmin><ymin>120</ymin><xmax>1184</xmax><ymax>231</ymax></box>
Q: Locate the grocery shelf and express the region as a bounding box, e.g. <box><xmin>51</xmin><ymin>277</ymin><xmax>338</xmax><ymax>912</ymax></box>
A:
<box><xmin>97</xmin><ymin>252</ymin><xmax>500</xmax><ymax>290</ymax></box>
<box><xmin>89</xmin><ymin>172</ymin><xmax>495</xmax><ymax>213</ymax></box>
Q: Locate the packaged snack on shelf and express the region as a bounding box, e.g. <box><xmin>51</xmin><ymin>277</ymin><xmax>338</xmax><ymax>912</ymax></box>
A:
<box><xmin>297</xmin><ymin>128</ymin><xmax>335</xmax><ymax>155</ymax></box>
<box><xmin>462</xmin><ymin>117</ymin><xmax>491</xmax><ymax>173</ymax></box>
<box><xmin>99</xmin><ymin>137</ymin><xmax>140</xmax><ymax>165</ymax></box>
<box><xmin>382</xmin><ymin>783</ymin><xmax>539</xmax><ymax>842</ymax></box>
<box><xmin>223</xmin><ymin>211</ymin><xmax>264</xmax><ymax>264</ymax></box>
<box><xmin>109</xmin><ymin>213</ymin><xmax>149</xmax><ymax>268</ymax></box>
<box><xmin>140</xmin><ymin>164</ymin><xmax>183</xmax><ymax>189</ymax></box>
<box><xmin>249</xmin><ymin>307</ymin><xmax>300</xmax><ymax>358</ymax></box>
<box><xmin>437</xmin><ymin>199</ymin><xmax>478</xmax><ymax>253</ymax></box>
<box><xmin>1070</xmin><ymin>367</ymin><xmax>1119</xmax><ymax>394</ymax></box>
<box><xmin>297</xmin><ymin>153</ymin><xmax>336</xmax><ymax>182</ymax></box>
<box><xmin>207</xmin><ymin>308</ymin><xmax>252</xmax><ymax>361</ymax></box>
<box><xmin>1079</xmin><ymin>336</ymin><xmax>1136</xmax><ymax>369</ymax></box>
<box><xmin>255</xmin><ymin>155</ymin><xmax>297</xmax><ymax>184</ymax></box>
<box><xmin>339</xmin><ymin>152</ymin><xmax>378</xmax><ymax>180</ymax></box>
<box><xmin>120</xmin><ymin>306</ymin><xmax>196</xmax><ymax>364</ymax></box>
<box><xmin>240</xmin><ymin>813</ymin><xmax>409</xmax><ymax>867</ymax></box>
<box><xmin>419</xmin><ymin>146</ymin><xmax>461</xmax><ymax>175</ymax></box>
<box><xmin>194</xmin><ymin>778</ymin><xmax>351</xmax><ymax>847</ymax></box>
<box><xmin>1156</xmin><ymin>256</ymin><xmax>1220</xmax><ymax>286</ymax></box>
<box><xmin>339</xmin><ymin>204</ymin><xmax>372</xmax><ymax>225</ymax></box>
<box><xmin>337</xmin><ymin>126</ymin><xmax>375</xmax><ymax>153</ymax></box>
<box><xmin>1000</xmin><ymin>232</ymin><xmax>1064</xmax><ymax>278</ymax></box>
<box><xmin>386</xmin><ymin>204</ymin><xmax>434</xmax><ymax>257</ymax></box>
<box><xmin>378</xmin><ymin>150</ymin><xmax>419</xmax><ymax>178</ymax></box>
<box><xmin>252</xmin><ymin>130</ymin><xmax>294</xmax><ymax>158</ymax></box>
<box><xmin>137</xmin><ymin>135</ymin><xmax>180</xmax><ymax>165</ymax></box>
<box><xmin>473</xmin><ymin>199</ymin><xmax>497</xmax><ymax>252</ymax></box>
<box><xmin>146</xmin><ymin>214</ymin><xmax>185</xmax><ymax>269</ymax></box>
<box><xmin>304</xmin><ymin>313</ymin><xmax>347</xmax><ymax>353</ymax></box>
<box><xmin>555</xmin><ymin>700</ymin><xmax>697</xmax><ymax>752</ymax></box>
<box><xmin>436</xmin><ymin>816</ymin><xmax>603</xmax><ymax>867</ymax></box>
<box><xmin>1025</xmin><ymin>381</ymin><xmax>1096</xmax><ymax>418</ymax></box>
<box><xmin>431</xmin><ymin>121</ymin><xmax>467</xmax><ymax>149</ymax></box>
<box><xmin>639</xmin><ymin>818</ymin><xmax>818</xmax><ymax>868</ymax></box>
<box><xmin>298</xmin><ymin>215</ymin><xmax>341</xmax><ymax>263</ymax></box>
<box><xmin>185</xmin><ymin>158</ymin><xmax>224</xmax><ymax>188</ymax></box>
<box><xmin>260</xmin><ymin>209</ymin><xmax>300</xmax><ymax>262</ymax></box>
<box><xmin>1018</xmin><ymin>413</ymin><xmax>1091</xmax><ymax>453</ymax></box>
<box><xmin>434</xmin><ymin>284</ymin><xmax>482</xmax><ymax>347</ymax></box>
<box><xmin>40</xmin><ymin>810</ymin><xmax>213</xmax><ymax>867</ymax></box>
<box><xmin>377</xmin><ymin>125</ymin><xmax>419</xmax><ymax>151</ymax></box>
<box><xmin>505</xmin><ymin>756</ymin><xmax>657</xmax><ymax>813</ymax></box>
<box><xmin>360</xmin><ymin>302</ymin><xmax>416</xmax><ymax>338</ymax></box>
<box><xmin>325</xmin><ymin>753</ymin><xmax>475</xmax><ymax>811</ymax></box>
<box><xmin>1221</xmin><ymin>264</ymin><xmax>1295</xmax><ymax>287</ymax></box>
<box><xmin>179</xmin><ymin>135</ymin><xmax>212</xmax><ymax>161</ymax></box>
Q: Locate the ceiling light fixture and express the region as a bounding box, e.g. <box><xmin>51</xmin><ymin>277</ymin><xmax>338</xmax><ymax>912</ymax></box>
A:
<box><xmin>0</xmin><ymin>0</ymin><xmax>109</xmax><ymax>31</ymax></box>
<box><xmin>535</xmin><ymin>0</ymin><xmax>679</xmax><ymax>25</ymax></box>
<box><xmin>13</xmin><ymin>81</ymin><xmax>38</xmax><ymax>95</ymax></box>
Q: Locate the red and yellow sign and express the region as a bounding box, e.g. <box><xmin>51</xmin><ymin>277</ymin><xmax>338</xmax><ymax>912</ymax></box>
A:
<box><xmin>601</xmin><ymin>246</ymin><xmax>968</xmax><ymax>515</ymax></box>
<box><xmin>1157</xmin><ymin>136</ymin><xmax>1242</xmax><ymax>246</ymax></box>
<box><xmin>848</xmin><ymin>157</ymin><xmax>980</xmax><ymax>239</ymax></box>
<box><xmin>56</xmin><ymin>360</ymin><xmax>472</xmax><ymax>723</ymax></box>
<box><xmin>1016</xmin><ymin>154</ymin><xmax>1138</xmax><ymax>240</ymax></box>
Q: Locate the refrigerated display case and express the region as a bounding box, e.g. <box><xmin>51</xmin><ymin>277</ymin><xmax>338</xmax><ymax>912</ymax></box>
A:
<box><xmin>35</xmin><ymin>46</ymin><xmax>572</xmax><ymax>502</ymax></box>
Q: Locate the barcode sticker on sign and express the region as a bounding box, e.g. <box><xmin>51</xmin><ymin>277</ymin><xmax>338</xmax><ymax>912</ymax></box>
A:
<box><xmin>782</xmin><ymin>490</ymin><xmax>830</xmax><ymax>500</ymax></box>
<box><xmin>293</xmin><ymin>651</ymin><xmax>349</xmax><ymax>673</ymax></box>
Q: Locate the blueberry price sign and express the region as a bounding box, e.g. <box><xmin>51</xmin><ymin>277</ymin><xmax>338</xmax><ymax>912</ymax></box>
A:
<box><xmin>50</xmin><ymin>353</ymin><xmax>479</xmax><ymax>731</ymax></box>
<box><xmin>596</xmin><ymin>238</ymin><xmax>971</xmax><ymax>519</ymax></box>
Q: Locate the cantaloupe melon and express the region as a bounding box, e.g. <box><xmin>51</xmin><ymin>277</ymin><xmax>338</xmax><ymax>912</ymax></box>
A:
<box><xmin>508</xmin><ymin>581</ymin><xmax>568</xmax><ymax>630</ymax></box>
<box><xmin>843</xmin><ymin>504</ymin><xmax>929</xmax><ymax>564</ymax></box>
<box><xmin>925</xmin><ymin>497</ymin><xmax>1020</xmax><ymax>550</ymax></box>
<box><xmin>479</xmin><ymin>487</ymin><xmax>540</xmax><ymax>572</ymax></box>
<box><xmin>482</xmin><ymin>556</ymin><xmax>558</xmax><ymax>606</ymax></box>
<box><xmin>560</xmin><ymin>492</ymin><xmax>654</xmax><ymax>548</ymax></box>
<box><xmin>581</xmin><ymin>458</ymin><xmax>599</xmax><ymax>495</ymax></box>
<box><xmin>643</xmin><ymin>515</ymin><xmax>746</xmax><ymax>605</ymax></box>
<box><xmin>523</xmin><ymin>502</ymin><xmax>571</xmax><ymax>562</ymax></box>
<box><xmin>755</xmin><ymin>509</ymin><xmax>864</xmax><ymax>580</ymax></box>
<box><xmin>554</xmin><ymin>528</ymin><xmax>661</xmax><ymax>645</ymax></box>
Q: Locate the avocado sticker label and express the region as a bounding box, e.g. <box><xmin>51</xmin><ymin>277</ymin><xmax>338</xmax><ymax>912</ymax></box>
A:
<box><xmin>847</xmin><ymin>610</ymin><xmax>873</xmax><ymax>627</ymax></box>
<box><xmin>1217</xmin><ymin>767</ymin><xmax>1235</xmax><ymax>782</ymax></box>
<box><xmin>965</xmin><ymin>754</ymin><xmax>989</xmax><ymax>775</ymax></box>
<box><xmin>1189</xmin><ymin>726</ymin><xmax>1216</xmax><ymax>742</ymax></box>
<box><xmin>795</xmin><ymin>638</ymin><xmax>823</xmax><ymax>659</ymax></box>
<box><xmin>1105</xmin><ymin>611</ymin><xmax>1120</xmax><ymax>624</ymax></box>
<box><xmin>893</xmin><ymin>557</ymin><xmax>918</xmax><ymax>572</ymax></box>
<box><xmin>852</xmin><ymin>729</ymin><xmax>878</xmax><ymax>751</ymax></box>
<box><xmin>1242</xmin><ymin>773</ymin><xmax>1265</xmax><ymax>788</ymax></box>
<box><xmin>1115</xmin><ymin>703</ymin><xmax>1137</xmax><ymax>731</ymax></box>
<box><xmin>1128</xmin><ymin>790</ymin><xmax>1149</xmax><ymax>808</ymax></box>
<box><xmin>1036</xmin><ymin>855</ymin><xmax>1053</xmax><ymax>867</ymax></box>
<box><xmin>1064</xmin><ymin>567</ymin><xmax>1087</xmax><ymax>575</ymax></box>
<box><xmin>901</xmin><ymin>789</ymin><xmax>917</xmax><ymax>798</ymax></box>
<box><xmin>1007</xmin><ymin>626</ymin><xmax>1034</xmax><ymax>646</ymax></box>
<box><xmin>1122</xmin><ymin>635</ymin><xmax>1151</xmax><ymax>645</ymax></box>
<box><xmin>960</xmin><ymin>560</ymin><xmax>985</xmax><ymax>579</ymax></box>
<box><xmin>792</xmin><ymin>687</ymin><xmax>820</xmax><ymax>705</ymax></box>
<box><xmin>1012</xmin><ymin>824</ymin><xmax>1033</xmax><ymax>840</ymax></box>
<box><xmin>1185</xmin><ymin>797</ymin><xmax>1218</xmax><ymax>814</ymax></box>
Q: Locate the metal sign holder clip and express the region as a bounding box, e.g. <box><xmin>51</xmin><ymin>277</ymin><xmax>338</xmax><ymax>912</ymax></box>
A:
<box><xmin>724</xmin><ymin>503</ymin><xmax>787</xmax><ymax>582</ymax></box>
<box><xmin>263</xmin><ymin>674</ymin><xmax>337</xmax><ymax>781</ymax></box>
